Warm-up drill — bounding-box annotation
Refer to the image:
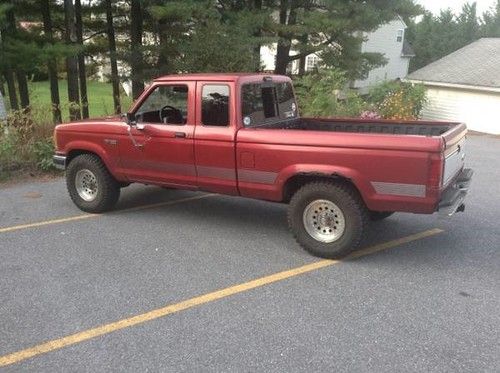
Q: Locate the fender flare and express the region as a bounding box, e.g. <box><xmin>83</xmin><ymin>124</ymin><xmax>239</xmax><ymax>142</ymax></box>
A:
<box><xmin>276</xmin><ymin>164</ymin><xmax>374</xmax><ymax>202</ymax></box>
<box><xmin>63</xmin><ymin>140</ymin><xmax>120</xmax><ymax>179</ymax></box>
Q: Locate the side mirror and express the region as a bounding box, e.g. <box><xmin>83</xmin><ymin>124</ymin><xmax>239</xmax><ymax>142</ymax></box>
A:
<box><xmin>126</xmin><ymin>112</ymin><xmax>137</xmax><ymax>125</ymax></box>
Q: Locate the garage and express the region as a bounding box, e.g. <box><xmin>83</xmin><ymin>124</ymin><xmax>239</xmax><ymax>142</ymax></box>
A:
<box><xmin>406</xmin><ymin>38</ymin><xmax>500</xmax><ymax>135</ymax></box>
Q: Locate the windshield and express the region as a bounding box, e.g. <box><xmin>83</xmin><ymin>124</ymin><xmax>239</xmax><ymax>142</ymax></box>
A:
<box><xmin>241</xmin><ymin>81</ymin><xmax>297</xmax><ymax>127</ymax></box>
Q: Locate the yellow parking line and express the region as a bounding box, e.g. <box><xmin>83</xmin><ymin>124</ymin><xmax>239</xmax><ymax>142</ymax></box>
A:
<box><xmin>0</xmin><ymin>194</ymin><xmax>215</xmax><ymax>234</ymax></box>
<box><xmin>0</xmin><ymin>228</ymin><xmax>443</xmax><ymax>367</ymax></box>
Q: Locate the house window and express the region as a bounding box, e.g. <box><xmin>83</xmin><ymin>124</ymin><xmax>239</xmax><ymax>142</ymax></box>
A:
<box><xmin>397</xmin><ymin>29</ymin><xmax>403</xmax><ymax>42</ymax></box>
<box><xmin>306</xmin><ymin>55</ymin><xmax>319</xmax><ymax>71</ymax></box>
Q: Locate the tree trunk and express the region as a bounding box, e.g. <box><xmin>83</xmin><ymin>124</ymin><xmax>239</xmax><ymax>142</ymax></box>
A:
<box><xmin>5</xmin><ymin>6</ymin><xmax>30</xmax><ymax>109</ymax></box>
<box><xmin>252</xmin><ymin>0</ymin><xmax>263</xmax><ymax>71</ymax></box>
<box><xmin>75</xmin><ymin>0</ymin><xmax>89</xmax><ymax>118</ymax></box>
<box><xmin>105</xmin><ymin>0</ymin><xmax>121</xmax><ymax>114</ymax></box>
<box><xmin>130</xmin><ymin>0</ymin><xmax>144</xmax><ymax>99</ymax></box>
<box><xmin>3</xmin><ymin>71</ymin><xmax>19</xmax><ymax>111</ymax></box>
<box><xmin>16</xmin><ymin>70</ymin><xmax>30</xmax><ymax>109</ymax></box>
<box><xmin>274</xmin><ymin>0</ymin><xmax>296</xmax><ymax>75</ymax></box>
<box><xmin>64</xmin><ymin>0</ymin><xmax>81</xmax><ymax>121</ymax></box>
<box><xmin>41</xmin><ymin>0</ymin><xmax>62</xmax><ymax>124</ymax></box>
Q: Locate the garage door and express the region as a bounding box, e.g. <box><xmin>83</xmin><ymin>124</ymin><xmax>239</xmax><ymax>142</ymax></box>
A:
<box><xmin>421</xmin><ymin>86</ymin><xmax>500</xmax><ymax>135</ymax></box>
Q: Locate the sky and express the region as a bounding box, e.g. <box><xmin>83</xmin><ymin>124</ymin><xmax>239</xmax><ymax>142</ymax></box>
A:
<box><xmin>415</xmin><ymin>0</ymin><xmax>498</xmax><ymax>15</ymax></box>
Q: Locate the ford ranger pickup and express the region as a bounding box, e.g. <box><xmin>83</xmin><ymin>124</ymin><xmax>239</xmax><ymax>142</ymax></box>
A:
<box><xmin>53</xmin><ymin>73</ymin><xmax>473</xmax><ymax>258</ymax></box>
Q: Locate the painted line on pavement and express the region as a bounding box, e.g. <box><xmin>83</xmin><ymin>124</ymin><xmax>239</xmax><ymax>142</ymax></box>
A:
<box><xmin>0</xmin><ymin>228</ymin><xmax>443</xmax><ymax>367</ymax></box>
<box><xmin>0</xmin><ymin>194</ymin><xmax>215</xmax><ymax>234</ymax></box>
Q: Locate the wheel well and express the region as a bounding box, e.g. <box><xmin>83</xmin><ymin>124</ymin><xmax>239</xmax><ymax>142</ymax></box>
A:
<box><xmin>66</xmin><ymin>149</ymin><xmax>99</xmax><ymax>165</ymax></box>
<box><xmin>283</xmin><ymin>173</ymin><xmax>363</xmax><ymax>203</ymax></box>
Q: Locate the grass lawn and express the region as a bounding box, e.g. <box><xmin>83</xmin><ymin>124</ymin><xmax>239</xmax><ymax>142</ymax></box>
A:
<box><xmin>4</xmin><ymin>80</ymin><xmax>134</xmax><ymax>123</ymax></box>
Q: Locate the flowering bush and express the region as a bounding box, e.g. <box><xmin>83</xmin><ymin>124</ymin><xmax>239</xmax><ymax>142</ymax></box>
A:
<box><xmin>360</xmin><ymin>110</ymin><xmax>381</xmax><ymax>119</ymax></box>
<box><xmin>368</xmin><ymin>81</ymin><xmax>427</xmax><ymax>120</ymax></box>
<box><xmin>295</xmin><ymin>70</ymin><xmax>428</xmax><ymax>120</ymax></box>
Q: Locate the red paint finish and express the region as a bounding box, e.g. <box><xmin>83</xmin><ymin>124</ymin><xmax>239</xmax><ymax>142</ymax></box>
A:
<box><xmin>54</xmin><ymin>73</ymin><xmax>469</xmax><ymax>215</ymax></box>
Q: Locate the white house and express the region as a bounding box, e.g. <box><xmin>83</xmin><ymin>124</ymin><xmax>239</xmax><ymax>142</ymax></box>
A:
<box><xmin>260</xmin><ymin>17</ymin><xmax>414</xmax><ymax>92</ymax></box>
<box><xmin>353</xmin><ymin>17</ymin><xmax>414</xmax><ymax>92</ymax></box>
<box><xmin>406</xmin><ymin>38</ymin><xmax>500</xmax><ymax>135</ymax></box>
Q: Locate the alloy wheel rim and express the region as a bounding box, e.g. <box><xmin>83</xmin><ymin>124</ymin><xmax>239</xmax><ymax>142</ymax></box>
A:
<box><xmin>302</xmin><ymin>199</ymin><xmax>346</xmax><ymax>243</ymax></box>
<box><xmin>75</xmin><ymin>169</ymin><xmax>99</xmax><ymax>202</ymax></box>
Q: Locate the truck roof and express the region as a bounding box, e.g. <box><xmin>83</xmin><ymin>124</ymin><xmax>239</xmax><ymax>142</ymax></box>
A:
<box><xmin>154</xmin><ymin>73</ymin><xmax>289</xmax><ymax>83</ymax></box>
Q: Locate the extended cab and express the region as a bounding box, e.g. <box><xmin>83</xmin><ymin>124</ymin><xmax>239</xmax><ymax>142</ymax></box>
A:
<box><xmin>53</xmin><ymin>73</ymin><xmax>472</xmax><ymax>258</ymax></box>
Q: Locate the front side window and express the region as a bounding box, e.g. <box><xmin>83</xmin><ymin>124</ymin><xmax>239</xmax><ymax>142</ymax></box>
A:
<box><xmin>135</xmin><ymin>85</ymin><xmax>188</xmax><ymax>124</ymax></box>
<box><xmin>201</xmin><ymin>85</ymin><xmax>230</xmax><ymax>126</ymax></box>
<box><xmin>242</xmin><ymin>81</ymin><xmax>297</xmax><ymax>127</ymax></box>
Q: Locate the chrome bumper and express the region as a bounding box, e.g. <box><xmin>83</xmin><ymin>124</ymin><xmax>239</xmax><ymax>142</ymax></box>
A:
<box><xmin>438</xmin><ymin>168</ymin><xmax>473</xmax><ymax>216</ymax></box>
<box><xmin>53</xmin><ymin>154</ymin><xmax>67</xmax><ymax>170</ymax></box>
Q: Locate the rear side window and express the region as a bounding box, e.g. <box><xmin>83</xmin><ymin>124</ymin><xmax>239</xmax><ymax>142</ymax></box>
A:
<box><xmin>242</xmin><ymin>82</ymin><xmax>296</xmax><ymax>127</ymax></box>
<box><xmin>202</xmin><ymin>85</ymin><xmax>230</xmax><ymax>126</ymax></box>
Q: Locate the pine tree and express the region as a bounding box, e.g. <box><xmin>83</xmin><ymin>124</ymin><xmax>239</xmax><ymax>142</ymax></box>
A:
<box><xmin>104</xmin><ymin>0</ymin><xmax>121</xmax><ymax>114</ymax></box>
<box><xmin>41</xmin><ymin>0</ymin><xmax>62</xmax><ymax>123</ymax></box>
<box><xmin>64</xmin><ymin>0</ymin><xmax>81</xmax><ymax>120</ymax></box>
<box><xmin>130</xmin><ymin>0</ymin><xmax>144</xmax><ymax>99</ymax></box>
<box><xmin>75</xmin><ymin>0</ymin><xmax>89</xmax><ymax>118</ymax></box>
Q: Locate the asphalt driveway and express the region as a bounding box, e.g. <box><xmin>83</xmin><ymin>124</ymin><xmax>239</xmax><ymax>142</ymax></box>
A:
<box><xmin>0</xmin><ymin>134</ymin><xmax>498</xmax><ymax>372</ymax></box>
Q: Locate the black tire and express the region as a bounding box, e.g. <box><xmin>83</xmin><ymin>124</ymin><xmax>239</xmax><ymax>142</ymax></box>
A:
<box><xmin>369</xmin><ymin>211</ymin><xmax>394</xmax><ymax>221</ymax></box>
<box><xmin>288</xmin><ymin>181</ymin><xmax>368</xmax><ymax>259</ymax></box>
<box><xmin>66</xmin><ymin>154</ymin><xmax>120</xmax><ymax>213</ymax></box>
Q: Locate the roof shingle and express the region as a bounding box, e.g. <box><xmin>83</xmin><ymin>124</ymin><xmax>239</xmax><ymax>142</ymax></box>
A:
<box><xmin>406</xmin><ymin>38</ymin><xmax>500</xmax><ymax>88</ymax></box>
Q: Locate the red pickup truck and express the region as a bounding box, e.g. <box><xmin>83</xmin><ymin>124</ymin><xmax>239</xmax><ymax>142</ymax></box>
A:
<box><xmin>53</xmin><ymin>73</ymin><xmax>472</xmax><ymax>258</ymax></box>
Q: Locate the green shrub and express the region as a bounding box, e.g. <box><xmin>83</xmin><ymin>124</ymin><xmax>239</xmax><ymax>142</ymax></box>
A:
<box><xmin>294</xmin><ymin>69</ymin><xmax>368</xmax><ymax>117</ymax></box>
<box><xmin>0</xmin><ymin>108</ymin><xmax>56</xmax><ymax>178</ymax></box>
<box><xmin>33</xmin><ymin>138</ymin><xmax>55</xmax><ymax>171</ymax></box>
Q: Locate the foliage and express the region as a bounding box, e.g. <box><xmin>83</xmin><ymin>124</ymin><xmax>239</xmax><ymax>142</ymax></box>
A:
<box><xmin>368</xmin><ymin>81</ymin><xmax>427</xmax><ymax>119</ymax></box>
<box><xmin>33</xmin><ymin>138</ymin><xmax>55</xmax><ymax>171</ymax></box>
<box><xmin>406</xmin><ymin>1</ymin><xmax>500</xmax><ymax>72</ymax></box>
<box><xmin>294</xmin><ymin>69</ymin><xmax>366</xmax><ymax>117</ymax></box>
<box><xmin>0</xmin><ymin>80</ymin><xmax>130</xmax><ymax>178</ymax></box>
<box><xmin>294</xmin><ymin>70</ymin><xmax>427</xmax><ymax>120</ymax></box>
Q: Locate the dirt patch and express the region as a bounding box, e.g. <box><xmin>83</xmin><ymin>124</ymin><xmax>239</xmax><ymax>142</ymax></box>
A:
<box><xmin>0</xmin><ymin>169</ymin><xmax>63</xmax><ymax>189</ymax></box>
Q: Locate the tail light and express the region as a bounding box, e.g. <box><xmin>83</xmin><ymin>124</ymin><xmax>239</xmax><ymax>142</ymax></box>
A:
<box><xmin>429</xmin><ymin>153</ymin><xmax>444</xmax><ymax>190</ymax></box>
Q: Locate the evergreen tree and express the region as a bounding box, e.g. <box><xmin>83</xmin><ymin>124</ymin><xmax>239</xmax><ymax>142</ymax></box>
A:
<box><xmin>64</xmin><ymin>0</ymin><xmax>82</xmax><ymax>120</ymax></box>
<box><xmin>104</xmin><ymin>0</ymin><xmax>121</xmax><ymax>114</ymax></box>
<box><xmin>75</xmin><ymin>0</ymin><xmax>89</xmax><ymax>118</ymax></box>
<box><xmin>41</xmin><ymin>0</ymin><xmax>62</xmax><ymax>123</ymax></box>
<box><xmin>130</xmin><ymin>0</ymin><xmax>144</xmax><ymax>99</ymax></box>
<box><xmin>481</xmin><ymin>0</ymin><xmax>500</xmax><ymax>36</ymax></box>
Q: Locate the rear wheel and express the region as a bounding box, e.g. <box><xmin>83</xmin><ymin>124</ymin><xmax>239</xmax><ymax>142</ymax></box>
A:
<box><xmin>66</xmin><ymin>154</ymin><xmax>120</xmax><ymax>213</ymax></box>
<box><xmin>288</xmin><ymin>181</ymin><xmax>367</xmax><ymax>259</ymax></box>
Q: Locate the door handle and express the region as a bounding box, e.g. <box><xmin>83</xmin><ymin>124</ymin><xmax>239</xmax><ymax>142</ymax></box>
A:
<box><xmin>174</xmin><ymin>132</ymin><xmax>186</xmax><ymax>138</ymax></box>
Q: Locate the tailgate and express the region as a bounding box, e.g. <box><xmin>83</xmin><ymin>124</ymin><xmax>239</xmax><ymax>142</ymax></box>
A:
<box><xmin>442</xmin><ymin>123</ymin><xmax>467</xmax><ymax>187</ymax></box>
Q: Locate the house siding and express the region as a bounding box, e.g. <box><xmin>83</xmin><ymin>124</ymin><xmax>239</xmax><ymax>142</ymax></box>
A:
<box><xmin>422</xmin><ymin>85</ymin><xmax>500</xmax><ymax>135</ymax></box>
<box><xmin>354</xmin><ymin>19</ymin><xmax>410</xmax><ymax>92</ymax></box>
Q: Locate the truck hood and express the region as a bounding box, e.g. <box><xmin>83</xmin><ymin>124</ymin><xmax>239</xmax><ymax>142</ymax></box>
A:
<box><xmin>55</xmin><ymin>115</ymin><xmax>127</xmax><ymax>134</ymax></box>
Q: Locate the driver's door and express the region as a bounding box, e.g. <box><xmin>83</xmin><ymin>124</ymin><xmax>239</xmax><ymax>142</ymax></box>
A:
<box><xmin>122</xmin><ymin>82</ymin><xmax>196</xmax><ymax>187</ymax></box>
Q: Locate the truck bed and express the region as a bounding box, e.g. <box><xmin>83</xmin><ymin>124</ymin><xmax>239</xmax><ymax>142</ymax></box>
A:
<box><xmin>261</xmin><ymin>117</ymin><xmax>455</xmax><ymax>137</ymax></box>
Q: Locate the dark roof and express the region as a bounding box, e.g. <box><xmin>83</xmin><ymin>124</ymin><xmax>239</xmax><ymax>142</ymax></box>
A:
<box><xmin>401</xmin><ymin>39</ymin><xmax>415</xmax><ymax>57</ymax></box>
<box><xmin>407</xmin><ymin>38</ymin><xmax>500</xmax><ymax>88</ymax></box>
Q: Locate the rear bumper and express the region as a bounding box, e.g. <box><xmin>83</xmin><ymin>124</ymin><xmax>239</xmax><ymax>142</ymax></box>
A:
<box><xmin>53</xmin><ymin>154</ymin><xmax>66</xmax><ymax>170</ymax></box>
<box><xmin>438</xmin><ymin>168</ymin><xmax>473</xmax><ymax>216</ymax></box>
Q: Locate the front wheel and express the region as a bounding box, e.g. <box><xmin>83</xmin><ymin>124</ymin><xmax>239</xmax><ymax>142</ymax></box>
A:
<box><xmin>288</xmin><ymin>182</ymin><xmax>367</xmax><ymax>259</ymax></box>
<box><xmin>66</xmin><ymin>154</ymin><xmax>120</xmax><ymax>213</ymax></box>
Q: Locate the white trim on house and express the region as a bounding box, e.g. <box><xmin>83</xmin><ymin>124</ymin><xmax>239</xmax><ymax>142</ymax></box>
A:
<box><xmin>406</xmin><ymin>79</ymin><xmax>500</xmax><ymax>94</ymax></box>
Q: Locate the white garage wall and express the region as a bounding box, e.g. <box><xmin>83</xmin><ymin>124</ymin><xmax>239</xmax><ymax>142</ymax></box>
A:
<box><xmin>422</xmin><ymin>86</ymin><xmax>500</xmax><ymax>135</ymax></box>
